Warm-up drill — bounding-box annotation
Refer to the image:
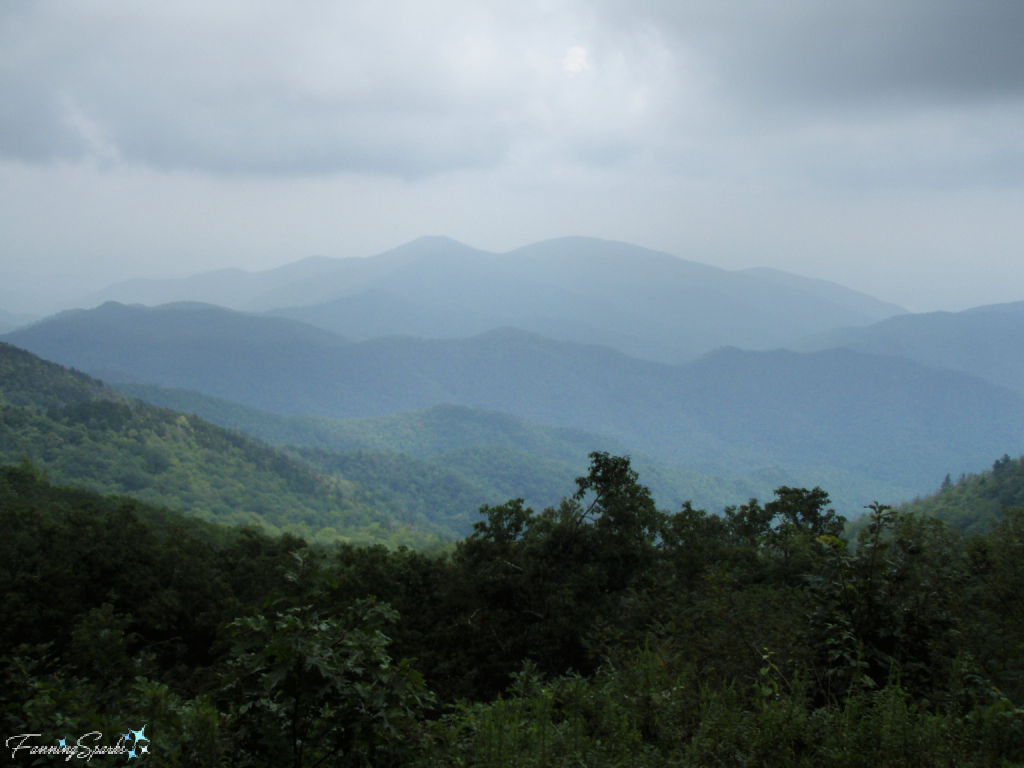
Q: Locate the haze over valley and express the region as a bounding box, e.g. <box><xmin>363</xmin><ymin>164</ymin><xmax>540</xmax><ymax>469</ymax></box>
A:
<box><xmin>3</xmin><ymin>234</ymin><xmax>1022</xmax><ymax>527</ymax></box>
<box><xmin>5</xmin><ymin>4</ymin><xmax>1024</xmax><ymax>762</ymax></box>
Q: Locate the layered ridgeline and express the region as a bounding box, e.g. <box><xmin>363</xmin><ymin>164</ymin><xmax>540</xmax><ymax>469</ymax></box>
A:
<box><xmin>79</xmin><ymin>236</ymin><xmax>905</xmax><ymax>364</ymax></box>
<box><xmin>8</xmin><ymin>302</ymin><xmax>1024</xmax><ymax>518</ymax></box>
<box><xmin>0</xmin><ymin>308</ymin><xmax>37</xmax><ymax>334</ymax></box>
<box><xmin>901</xmin><ymin>453</ymin><xmax>1024</xmax><ymax>534</ymax></box>
<box><xmin>792</xmin><ymin>300</ymin><xmax>1024</xmax><ymax>395</ymax></box>
<box><xmin>115</xmin><ymin>382</ymin><xmax>806</xmax><ymax>529</ymax></box>
<box><xmin>0</xmin><ymin>342</ymin><xmax>448</xmax><ymax>546</ymax></box>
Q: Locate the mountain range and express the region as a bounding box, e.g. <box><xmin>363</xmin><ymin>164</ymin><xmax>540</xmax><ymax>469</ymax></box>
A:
<box><xmin>5</xmin><ymin>300</ymin><xmax>1022</xmax><ymax>516</ymax></box>
<box><xmin>111</xmin><ymin>382</ymin><xmax>812</xmax><ymax>523</ymax></box>
<box><xmin>77</xmin><ymin>236</ymin><xmax>906</xmax><ymax>364</ymax></box>
<box><xmin>4</xmin><ymin>234</ymin><xmax>1022</xmax><ymax>531</ymax></box>
<box><xmin>0</xmin><ymin>338</ymin><xmax>813</xmax><ymax>536</ymax></box>
<box><xmin>792</xmin><ymin>301</ymin><xmax>1024</xmax><ymax>394</ymax></box>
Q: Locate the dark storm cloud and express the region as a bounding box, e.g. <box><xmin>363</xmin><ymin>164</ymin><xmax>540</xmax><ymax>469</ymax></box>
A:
<box><xmin>620</xmin><ymin>0</ymin><xmax>1024</xmax><ymax>108</ymax></box>
<box><xmin>0</xmin><ymin>1</ymin><xmax>1021</xmax><ymax>178</ymax></box>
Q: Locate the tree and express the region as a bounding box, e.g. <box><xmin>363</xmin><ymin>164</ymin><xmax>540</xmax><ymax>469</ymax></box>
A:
<box><xmin>452</xmin><ymin>453</ymin><xmax>668</xmax><ymax>695</ymax></box>
<box><xmin>224</xmin><ymin>550</ymin><xmax>431</xmax><ymax>768</ymax></box>
<box><xmin>765</xmin><ymin>486</ymin><xmax>844</xmax><ymax>538</ymax></box>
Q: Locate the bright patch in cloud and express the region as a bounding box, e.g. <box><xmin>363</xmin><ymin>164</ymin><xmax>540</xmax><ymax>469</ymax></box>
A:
<box><xmin>563</xmin><ymin>46</ymin><xmax>589</xmax><ymax>74</ymax></box>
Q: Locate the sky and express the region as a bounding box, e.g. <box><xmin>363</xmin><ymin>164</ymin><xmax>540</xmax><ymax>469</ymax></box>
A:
<box><xmin>1</xmin><ymin>0</ymin><xmax>1023</xmax><ymax>314</ymax></box>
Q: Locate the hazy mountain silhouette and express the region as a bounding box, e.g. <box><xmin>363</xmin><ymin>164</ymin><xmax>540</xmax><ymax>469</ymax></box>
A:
<box><xmin>792</xmin><ymin>301</ymin><xmax>1024</xmax><ymax>394</ymax></box>
<box><xmin>0</xmin><ymin>308</ymin><xmax>39</xmax><ymax>334</ymax></box>
<box><xmin>5</xmin><ymin>301</ymin><xmax>1020</xmax><ymax>498</ymax></box>
<box><xmin>5</xmin><ymin>302</ymin><xmax>350</xmax><ymax>414</ymax></box>
<box><xmin>80</xmin><ymin>236</ymin><xmax>905</xmax><ymax>363</ymax></box>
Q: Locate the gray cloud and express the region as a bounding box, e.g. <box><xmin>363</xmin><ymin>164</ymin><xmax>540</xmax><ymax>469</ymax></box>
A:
<box><xmin>1</xmin><ymin>1</ymin><xmax>1021</xmax><ymax>181</ymax></box>
<box><xmin>0</xmin><ymin>1</ymin><xmax>651</xmax><ymax>175</ymax></box>
<box><xmin>620</xmin><ymin>0</ymin><xmax>1024</xmax><ymax>108</ymax></box>
<box><xmin>1</xmin><ymin>0</ymin><xmax>1023</xmax><ymax>316</ymax></box>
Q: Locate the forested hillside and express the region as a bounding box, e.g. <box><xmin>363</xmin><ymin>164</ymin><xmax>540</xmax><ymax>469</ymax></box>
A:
<box><xmin>3</xmin><ymin>454</ymin><xmax>1022</xmax><ymax>766</ymax></box>
<box><xmin>116</xmin><ymin>384</ymin><xmax>625</xmax><ymax>461</ymax></box>
<box><xmin>116</xmin><ymin>380</ymin><xmax>920</xmax><ymax>527</ymax></box>
<box><xmin>901</xmin><ymin>453</ymin><xmax>1024</xmax><ymax>534</ymax></box>
<box><xmin>7</xmin><ymin>302</ymin><xmax>1019</xmax><ymax>507</ymax></box>
<box><xmin>0</xmin><ymin>343</ymin><xmax>444</xmax><ymax>546</ymax></box>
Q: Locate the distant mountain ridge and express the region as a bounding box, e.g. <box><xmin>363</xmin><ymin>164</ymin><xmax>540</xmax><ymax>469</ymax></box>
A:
<box><xmin>792</xmin><ymin>301</ymin><xmax>1024</xmax><ymax>394</ymax></box>
<box><xmin>77</xmin><ymin>256</ymin><xmax>348</xmax><ymax>311</ymax></box>
<box><xmin>963</xmin><ymin>300</ymin><xmax>1024</xmax><ymax>315</ymax></box>
<box><xmin>78</xmin><ymin>236</ymin><xmax>906</xmax><ymax>363</ymax></box>
<box><xmin>0</xmin><ymin>308</ymin><xmax>39</xmax><ymax>334</ymax></box>
<box><xmin>114</xmin><ymin>386</ymin><xmax>629</xmax><ymax>464</ymax></box>
<box><xmin>5</xmin><ymin>301</ymin><xmax>1021</xmax><ymax>506</ymax></box>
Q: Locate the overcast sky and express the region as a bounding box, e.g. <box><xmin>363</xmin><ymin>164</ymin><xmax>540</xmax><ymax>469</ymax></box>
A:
<box><xmin>1</xmin><ymin>0</ymin><xmax>1022</xmax><ymax>313</ymax></box>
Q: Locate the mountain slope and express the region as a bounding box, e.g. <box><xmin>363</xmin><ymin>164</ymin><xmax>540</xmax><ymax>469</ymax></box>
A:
<box><xmin>82</xmin><ymin>236</ymin><xmax>906</xmax><ymax>363</ymax></box>
<box><xmin>7</xmin><ymin>301</ymin><xmax>352</xmax><ymax>413</ymax></box>
<box><xmin>900</xmin><ymin>453</ymin><xmax>1024</xmax><ymax>534</ymax></box>
<box><xmin>792</xmin><ymin>301</ymin><xmax>1024</xmax><ymax>394</ymax></box>
<box><xmin>77</xmin><ymin>255</ymin><xmax>353</xmax><ymax>310</ymax></box>
<box><xmin>113</xmin><ymin>385</ymin><xmax>628</xmax><ymax>535</ymax></box>
<box><xmin>115</xmin><ymin>380</ymin><xmax>928</xmax><ymax>525</ymax></box>
<box><xmin>736</xmin><ymin>267</ymin><xmax>905</xmax><ymax>322</ymax></box>
<box><xmin>8</xmin><ymin>301</ymin><xmax>1023</xmax><ymax>504</ymax></box>
<box><xmin>115</xmin><ymin>384</ymin><xmax>629</xmax><ymax>462</ymax></box>
<box><xmin>78</xmin><ymin>237</ymin><xmax>470</xmax><ymax>311</ymax></box>
<box><xmin>268</xmin><ymin>236</ymin><xmax>906</xmax><ymax>362</ymax></box>
<box><xmin>0</xmin><ymin>342</ymin><xmax>445</xmax><ymax>546</ymax></box>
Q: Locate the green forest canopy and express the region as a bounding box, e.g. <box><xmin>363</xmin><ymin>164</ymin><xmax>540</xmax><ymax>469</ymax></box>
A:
<box><xmin>3</xmin><ymin>452</ymin><xmax>1023</xmax><ymax>766</ymax></box>
<box><xmin>0</xmin><ymin>342</ymin><xmax>447</xmax><ymax>547</ymax></box>
<box><xmin>900</xmin><ymin>452</ymin><xmax>1024</xmax><ymax>534</ymax></box>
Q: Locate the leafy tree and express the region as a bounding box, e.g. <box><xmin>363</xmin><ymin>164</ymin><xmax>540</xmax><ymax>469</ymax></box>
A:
<box><xmin>223</xmin><ymin>550</ymin><xmax>432</xmax><ymax>767</ymax></box>
<box><xmin>449</xmin><ymin>453</ymin><xmax>667</xmax><ymax>696</ymax></box>
<box><xmin>766</xmin><ymin>485</ymin><xmax>844</xmax><ymax>537</ymax></box>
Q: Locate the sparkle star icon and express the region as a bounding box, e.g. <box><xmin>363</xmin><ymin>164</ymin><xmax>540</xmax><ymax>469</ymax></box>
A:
<box><xmin>140</xmin><ymin>745</ymin><xmax>149</xmax><ymax>754</ymax></box>
<box><xmin>123</xmin><ymin>733</ymin><xmax>133</xmax><ymax>744</ymax></box>
<box><xmin>131</xmin><ymin>726</ymin><xmax>149</xmax><ymax>743</ymax></box>
<box><xmin>57</xmin><ymin>738</ymin><xmax>66</xmax><ymax>747</ymax></box>
<box><xmin>127</xmin><ymin>747</ymin><xmax>138</xmax><ymax>759</ymax></box>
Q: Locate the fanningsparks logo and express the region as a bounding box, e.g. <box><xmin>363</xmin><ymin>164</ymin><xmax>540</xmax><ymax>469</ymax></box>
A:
<box><xmin>6</xmin><ymin>726</ymin><xmax>150</xmax><ymax>761</ymax></box>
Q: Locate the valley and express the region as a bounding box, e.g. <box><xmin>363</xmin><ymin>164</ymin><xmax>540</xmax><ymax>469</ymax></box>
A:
<box><xmin>3</xmin><ymin>235</ymin><xmax>1023</xmax><ymax>766</ymax></box>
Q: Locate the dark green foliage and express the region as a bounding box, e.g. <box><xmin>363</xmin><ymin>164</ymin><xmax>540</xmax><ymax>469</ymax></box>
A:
<box><xmin>900</xmin><ymin>452</ymin><xmax>1024</xmax><ymax>533</ymax></box>
<box><xmin>223</xmin><ymin>551</ymin><xmax>433</xmax><ymax>767</ymax></box>
<box><xmin>0</xmin><ymin>462</ymin><xmax>241</xmax><ymax>680</ymax></box>
<box><xmin>4</xmin><ymin>452</ymin><xmax>1024</xmax><ymax>766</ymax></box>
<box><xmin>443</xmin><ymin>453</ymin><xmax>666</xmax><ymax>697</ymax></box>
<box><xmin>0</xmin><ymin>342</ymin><xmax>446</xmax><ymax>547</ymax></box>
<box><xmin>433</xmin><ymin>658</ymin><xmax>1023</xmax><ymax>768</ymax></box>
